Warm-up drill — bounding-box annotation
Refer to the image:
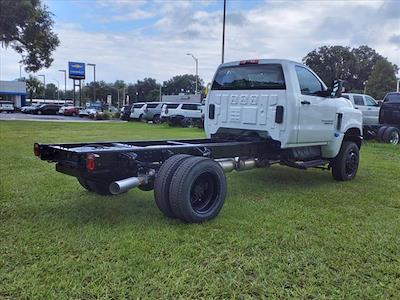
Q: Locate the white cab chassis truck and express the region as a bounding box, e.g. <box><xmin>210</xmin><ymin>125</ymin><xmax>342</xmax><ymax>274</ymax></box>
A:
<box><xmin>34</xmin><ymin>59</ymin><xmax>362</xmax><ymax>223</ymax></box>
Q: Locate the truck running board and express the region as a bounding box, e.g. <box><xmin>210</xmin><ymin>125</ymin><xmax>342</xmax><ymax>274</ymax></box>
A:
<box><xmin>282</xmin><ymin>159</ymin><xmax>329</xmax><ymax>170</ymax></box>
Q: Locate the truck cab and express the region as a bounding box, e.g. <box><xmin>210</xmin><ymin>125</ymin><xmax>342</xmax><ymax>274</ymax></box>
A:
<box><xmin>205</xmin><ymin>59</ymin><xmax>362</xmax><ymax>158</ymax></box>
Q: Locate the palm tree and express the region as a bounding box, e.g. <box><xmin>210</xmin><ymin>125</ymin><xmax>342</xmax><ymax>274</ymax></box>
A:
<box><xmin>26</xmin><ymin>75</ymin><xmax>41</xmax><ymax>104</ymax></box>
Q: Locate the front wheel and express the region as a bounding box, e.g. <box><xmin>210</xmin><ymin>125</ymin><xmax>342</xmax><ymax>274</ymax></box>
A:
<box><xmin>331</xmin><ymin>141</ymin><xmax>360</xmax><ymax>181</ymax></box>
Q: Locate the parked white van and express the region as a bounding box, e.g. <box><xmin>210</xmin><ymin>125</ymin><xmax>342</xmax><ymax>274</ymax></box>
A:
<box><xmin>161</xmin><ymin>102</ymin><xmax>202</xmax><ymax>126</ymax></box>
<box><xmin>130</xmin><ymin>102</ymin><xmax>146</xmax><ymax>121</ymax></box>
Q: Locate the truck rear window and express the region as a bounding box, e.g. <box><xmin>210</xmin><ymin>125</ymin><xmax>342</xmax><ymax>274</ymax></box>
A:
<box><xmin>146</xmin><ymin>104</ymin><xmax>158</xmax><ymax>108</ymax></box>
<box><xmin>384</xmin><ymin>93</ymin><xmax>400</xmax><ymax>103</ymax></box>
<box><xmin>211</xmin><ymin>64</ymin><xmax>286</xmax><ymax>90</ymax></box>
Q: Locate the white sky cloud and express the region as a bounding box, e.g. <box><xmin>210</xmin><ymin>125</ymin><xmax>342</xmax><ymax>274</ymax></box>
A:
<box><xmin>1</xmin><ymin>0</ymin><xmax>399</xmax><ymax>89</ymax></box>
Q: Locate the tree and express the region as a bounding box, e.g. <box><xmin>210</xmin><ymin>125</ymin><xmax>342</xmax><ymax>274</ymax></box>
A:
<box><xmin>365</xmin><ymin>59</ymin><xmax>397</xmax><ymax>99</ymax></box>
<box><xmin>135</xmin><ymin>78</ymin><xmax>160</xmax><ymax>102</ymax></box>
<box><xmin>303</xmin><ymin>45</ymin><xmax>398</xmax><ymax>92</ymax></box>
<box><xmin>26</xmin><ymin>75</ymin><xmax>43</xmax><ymax>103</ymax></box>
<box><xmin>350</xmin><ymin>45</ymin><xmax>384</xmax><ymax>91</ymax></box>
<box><xmin>45</xmin><ymin>83</ymin><xmax>58</xmax><ymax>100</ymax></box>
<box><xmin>302</xmin><ymin>46</ymin><xmax>356</xmax><ymax>88</ymax></box>
<box><xmin>162</xmin><ymin>74</ymin><xmax>204</xmax><ymax>95</ymax></box>
<box><xmin>0</xmin><ymin>0</ymin><xmax>60</xmax><ymax>72</ymax></box>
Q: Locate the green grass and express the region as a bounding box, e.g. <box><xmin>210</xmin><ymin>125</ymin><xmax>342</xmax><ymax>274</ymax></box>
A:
<box><xmin>1</xmin><ymin>120</ymin><xmax>399</xmax><ymax>299</ymax></box>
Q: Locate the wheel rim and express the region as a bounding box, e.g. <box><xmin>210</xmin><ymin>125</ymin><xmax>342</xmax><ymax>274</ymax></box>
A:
<box><xmin>389</xmin><ymin>131</ymin><xmax>399</xmax><ymax>145</ymax></box>
<box><xmin>190</xmin><ymin>172</ymin><xmax>220</xmax><ymax>214</ymax></box>
<box><xmin>154</xmin><ymin>116</ymin><xmax>160</xmax><ymax>124</ymax></box>
<box><xmin>345</xmin><ymin>150</ymin><xmax>358</xmax><ymax>177</ymax></box>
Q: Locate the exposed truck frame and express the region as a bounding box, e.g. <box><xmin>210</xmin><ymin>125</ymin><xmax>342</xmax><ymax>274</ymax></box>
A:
<box><xmin>34</xmin><ymin>59</ymin><xmax>363</xmax><ymax>223</ymax></box>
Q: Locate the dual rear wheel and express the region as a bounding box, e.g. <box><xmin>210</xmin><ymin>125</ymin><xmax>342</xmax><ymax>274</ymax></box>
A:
<box><xmin>154</xmin><ymin>155</ymin><xmax>227</xmax><ymax>223</ymax></box>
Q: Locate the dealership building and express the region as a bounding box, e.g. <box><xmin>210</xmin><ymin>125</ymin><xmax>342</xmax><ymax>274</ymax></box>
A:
<box><xmin>0</xmin><ymin>80</ymin><xmax>27</xmax><ymax>108</ymax></box>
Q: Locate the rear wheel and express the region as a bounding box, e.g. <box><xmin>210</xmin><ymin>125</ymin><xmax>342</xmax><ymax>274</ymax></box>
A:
<box><xmin>153</xmin><ymin>154</ymin><xmax>191</xmax><ymax>218</ymax></box>
<box><xmin>37</xmin><ymin>110</ymin><xmax>42</xmax><ymax>115</ymax></box>
<box><xmin>331</xmin><ymin>141</ymin><xmax>360</xmax><ymax>181</ymax></box>
<box><xmin>169</xmin><ymin>156</ymin><xmax>227</xmax><ymax>223</ymax></box>
<box><xmin>376</xmin><ymin>126</ymin><xmax>387</xmax><ymax>142</ymax></box>
<box><xmin>382</xmin><ymin>127</ymin><xmax>400</xmax><ymax>145</ymax></box>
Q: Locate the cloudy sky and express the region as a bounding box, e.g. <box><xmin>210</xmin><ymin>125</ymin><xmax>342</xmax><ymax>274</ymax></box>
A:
<box><xmin>1</xmin><ymin>0</ymin><xmax>399</xmax><ymax>88</ymax></box>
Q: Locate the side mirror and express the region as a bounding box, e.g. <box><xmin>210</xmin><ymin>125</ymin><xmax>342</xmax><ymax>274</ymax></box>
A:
<box><xmin>330</xmin><ymin>80</ymin><xmax>343</xmax><ymax>98</ymax></box>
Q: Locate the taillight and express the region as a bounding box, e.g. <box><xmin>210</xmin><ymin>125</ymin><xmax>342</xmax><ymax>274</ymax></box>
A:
<box><xmin>239</xmin><ymin>59</ymin><xmax>259</xmax><ymax>65</ymax></box>
<box><xmin>34</xmin><ymin>143</ymin><xmax>41</xmax><ymax>156</ymax></box>
<box><xmin>86</xmin><ymin>153</ymin><xmax>96</xmax><ymax>171</ymax></box>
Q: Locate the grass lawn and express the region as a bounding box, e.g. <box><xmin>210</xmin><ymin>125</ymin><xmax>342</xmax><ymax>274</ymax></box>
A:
<box><xmin>1</xmin><ymin>120</ymin><xmax>399</xmax><ymax>299</ymax></box>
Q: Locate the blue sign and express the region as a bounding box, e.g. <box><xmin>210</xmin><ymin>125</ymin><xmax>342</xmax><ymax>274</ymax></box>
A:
<box><xmin>68</xmin><ymin>62</ymin><xmax>85</xmax><ymax>79</ymax></box>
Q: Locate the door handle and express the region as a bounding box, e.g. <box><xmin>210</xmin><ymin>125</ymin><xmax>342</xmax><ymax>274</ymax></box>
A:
<box><xmin>301</xmin><ymin>100</ymin><xmax>311</xmax><ymax>105</ymax></box>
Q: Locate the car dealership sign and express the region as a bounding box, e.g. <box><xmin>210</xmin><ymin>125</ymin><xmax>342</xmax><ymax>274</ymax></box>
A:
<box><xmin>68</xmin><ymin>62</ymin><xmax>85</xmax><ymax>80</ymax></box>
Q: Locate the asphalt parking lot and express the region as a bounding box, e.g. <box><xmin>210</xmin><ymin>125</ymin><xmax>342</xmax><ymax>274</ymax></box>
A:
<box><xmin>0</xmin><ymin>112</ymin><xmax>125</xmax><ymax>122</ymax></box>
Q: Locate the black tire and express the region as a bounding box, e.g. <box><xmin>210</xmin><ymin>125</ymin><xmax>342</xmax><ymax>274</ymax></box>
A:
<box><xmin>153</xmin><ymin>114</ymin><xmax>161</xmax><ymax>124</ymax></box>
<box><xmin>331</xmin><ymin>141</ymin><xmax>360</xmax><ymax>181</ymax></box>
<box><xmin>169</xmin><ymin>156</ymin><xmax>227</xmax><ymax>223</ymax></box>
<box><xmin>153</xmin><ymin>154</ymin><xmax>191</xmax><ymax>218</ymax></box>
<box><xmin>77</xmin><ymin>177</ymin><xmax>94</xmax><ymax>192</ymax></box>
<box><xmin>87</xmin><ymin>180</ymin><xmax>113</xmax><ymax>196</ymax></box>
<box><xmin>376</xmin><ymin>126</ymin><xmax>388</xmax><ymax>142</ymax></box>
<box><xmin>382</xmin><ymin>127</ymin><xmax>400</xmax><ymax>145</ymax></box>
<box><xmin>138</xmin><ymin>114</ymin><xmax>143</xmax><ymax>122</ymax></box>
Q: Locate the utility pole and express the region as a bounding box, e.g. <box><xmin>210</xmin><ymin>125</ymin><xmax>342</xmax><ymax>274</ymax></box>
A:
<box><xmin>38</xmin><ymin>74</ymin><xmax>46</xmax><ymax>102</ymax></box>
<box><xmin>159</xmin><ymin>85</ymin><xmax>162</xmax><ymax>101</ymax></box>
<box><xmin>87</xmin><ymin>63</ymin><xmax>96</xmax><ymax>101</ymax></box>
<box><xmin>222</xmin><ymin>0</ymin><xmax>226</xmax><ymax>64</ymax></box>
<box><xmin>19</xmin><ymin>64</ymin><xmax>22</xmax><ymax>78</ymax></box>
<box><xmin>186</xmin><ymin>53</ymin><xmax>199</xmax><ymax>94</ymax></box>
<box><xmin>58</xmin><ymin>70</ymin><xmax>67</xmax><ymax>104</ymax></box>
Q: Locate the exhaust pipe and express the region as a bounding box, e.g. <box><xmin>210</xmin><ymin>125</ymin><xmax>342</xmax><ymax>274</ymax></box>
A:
<box><xmin>109</xmin><ymin>170</ymin><xmax>155</xmax><ymax>195</ymax></box>
<box><xmin>217</xmin><ymin>158</ymin><xmax>258</xmax><ymax>172</ymax></box>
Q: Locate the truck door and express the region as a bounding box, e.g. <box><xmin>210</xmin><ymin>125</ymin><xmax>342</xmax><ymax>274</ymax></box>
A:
<box><xmin>352</xmin><ymin>95</ymin><xmax>367</xmax><ymax>124</ymax></box>
<box><xmin>364</xmin><ymin>95</ymin><xmax>380</xmax><ymax>125</ymax></box>
<box><xmin>295</xmin><ymin>66</ymin><xmax>336</xmax><ymax>144</ymax></box>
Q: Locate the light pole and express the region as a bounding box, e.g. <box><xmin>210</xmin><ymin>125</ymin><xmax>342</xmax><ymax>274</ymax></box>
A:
<box><xmin>58</xmin><ymin>70</ymin><xmax>67</xmax><ymax>103</ymax></box>
<box><xmin>222</xmin><ymin>0</ymin><xmax>226</xmax><ymax>64</ymax></box>
<box><xmin>38</xmin><ymin>74</ymin><xmax>46</xmax><ymax>102</ymax></box>
<box><xmin>19</xmin><ymin>64</ymin><xmax>22</xmax><ymax>78</ymax></box>
<box><xmin>186</xmin><ymin>53</ymin><xmax>198</xmax><ymax>95</ymax></box>
<box><xmin>87</xmin><ymin>63</ymin><xmax>96</xmax><ymax>101</ymax></box>
<box><xmin>53</xmin><ymin>79</ymin><xmax>60</xmax><ymax>100</ymax></box>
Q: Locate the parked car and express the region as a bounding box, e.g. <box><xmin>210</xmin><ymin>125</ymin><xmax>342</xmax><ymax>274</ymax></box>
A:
<box><xmin>0</xmin><ymin>101</ymin><xmax>15</xmax><ymax>113</ymax></box>
<box><xmin>120</xmin><ymin>105</ymin><xmax>132</xmax><ymax>121</ymax></box>
<box><xmin>31</xmin><ymin>104</ymin><xmax>62</xmax><ymax>115</ymax></box>
<box><xmin>63</xmin><ymin>106</ymin><xmax>81</xmax><ymax>116</ymax></box>
<box><xmin>130</xmin><ymin>102</ymin><xmax>146</xmax><ymax>121</ymax></box>
<box><xmin>79</xmin><ymin>108</ymin><xmax>99</xmax><ymax>118</ymax></box>
<box><xmin>21</xmin><ymin>104</ymin><xmax>41</xmax><ymax>113</ymax></box>
<box><xmin>142</xmin><ymin>102</ymin><xmax>165</xmax><ymax>124</ymax></box>
<box><xmin>58</xmin><ymin>105</ymin><xmax>73</xmax><ymax>115</ymax></box>
<box><xmin>161</xmin><ymin>102</ymin><xmax>202</xmax><ymax>126</ymax></box>
<box><xmin>376</xmin><ymin>92</ymin><xmax>400</xmax><ymax>145</ymax></box>
<box><xmin>342</xmin><ymin>93</ymin><xmax>380</xmax><ymax>126</ymax></box>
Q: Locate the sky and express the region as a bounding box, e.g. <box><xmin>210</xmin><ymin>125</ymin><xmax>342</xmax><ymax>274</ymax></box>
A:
<box><xmin>1</xmin><ymin>0</ymin><xmax>399</xmax><ymax>89</ymax></box>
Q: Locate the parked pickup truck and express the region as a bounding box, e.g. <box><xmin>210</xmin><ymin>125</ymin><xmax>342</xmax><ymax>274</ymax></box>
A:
<box><xmin>376</xmin><ymin>92</ymin><xmax>400</xmax><ymax>145</ymax></box>
<box><xmin>34</xmin><ymin>59</ymin><xmax>362</xmax><ymax>223</ymax></box>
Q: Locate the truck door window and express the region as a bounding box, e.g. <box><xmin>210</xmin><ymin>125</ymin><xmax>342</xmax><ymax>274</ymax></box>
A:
<box><xmin>365</xmin><ymin>96</ymin><xmax>377</xmax><ymax>106</ymax></box>
<box><xmin>353</xmin><ymin>96</ymin><xmax>364</xmax><ymax>106</ymax></box>
<box><xmin>295</xmin><ymin>66</ymin><xmax>324</xmax><ymax>96</ymax></box>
